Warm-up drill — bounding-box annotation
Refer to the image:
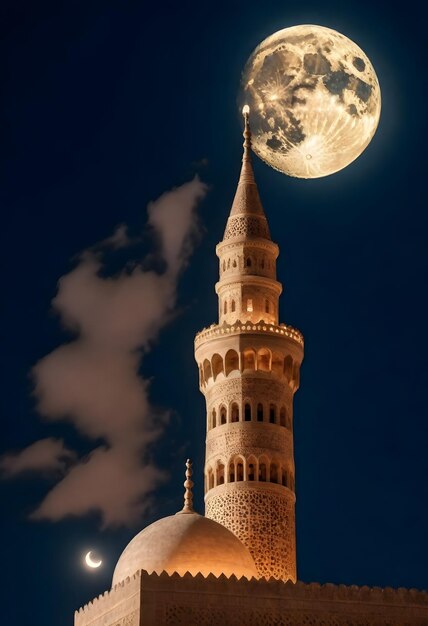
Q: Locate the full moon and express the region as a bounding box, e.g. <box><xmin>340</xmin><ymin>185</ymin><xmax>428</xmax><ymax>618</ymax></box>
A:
<box><xmin>239</xmin><ymin>25</ymin><xmax>381</xmax><ymax>178</ymax></box>
<box><xmin>85</xmin><ymin>551</ymin><xmax>102</xmax><ymax>569</ymax></box>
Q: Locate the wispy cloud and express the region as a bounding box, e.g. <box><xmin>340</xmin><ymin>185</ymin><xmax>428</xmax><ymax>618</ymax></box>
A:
<box><xmin>2</xmin><ymin>176</ymin><xmax>207</xmax><ymax>527</ymax></box>
<box><xmin>0</xmin><ymin>438</ymin><xmax>75</xmax><ymax>477</ymax></box>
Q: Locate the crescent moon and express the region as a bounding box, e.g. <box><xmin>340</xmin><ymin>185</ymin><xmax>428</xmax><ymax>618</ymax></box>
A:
<box><xmin>85</xmin><ymin>551</ymin><xmax>102</xmax><ymax>569</ymax></box>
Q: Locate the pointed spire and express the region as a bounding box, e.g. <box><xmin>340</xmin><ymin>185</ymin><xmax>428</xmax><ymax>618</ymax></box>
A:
<box><xmin>180</xmin><ymin>459</ymin><xmax>194</xmax><ymax>514</ymax></box>
<box><xmin>223</xmin><ymin>106</ymin><xmax>271</xmax><ymax>240</ymax></box>
<box><xmin>240</xmin><ymin>105</ymin><xmax>255</xmax><ymax>185</ymax></box>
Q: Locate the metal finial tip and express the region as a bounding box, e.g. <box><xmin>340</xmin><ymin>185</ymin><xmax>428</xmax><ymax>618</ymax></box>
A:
<box><xmin>242</xmin><ymin>104</ymin><xmax>250</xmax><ymax>116</ymax></box>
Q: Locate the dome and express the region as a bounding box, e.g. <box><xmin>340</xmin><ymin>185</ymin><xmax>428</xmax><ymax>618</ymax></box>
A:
<box><xmin>112</xmin><ymin>510</ymin><xmax>258</xmax><ymax>586</ymax></box>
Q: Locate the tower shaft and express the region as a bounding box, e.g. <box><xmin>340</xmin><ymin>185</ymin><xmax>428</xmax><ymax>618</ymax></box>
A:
<box><xmin>194</xmin><ymin>113</ymin><xmax>303</xmax><ymax>581</ymax></box>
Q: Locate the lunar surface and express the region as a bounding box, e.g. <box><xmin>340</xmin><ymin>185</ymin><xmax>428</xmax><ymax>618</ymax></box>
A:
<box><xmin>240</xmin><ymin>25</ymin><xmax>381</xmax><ymax>178</ymax></box>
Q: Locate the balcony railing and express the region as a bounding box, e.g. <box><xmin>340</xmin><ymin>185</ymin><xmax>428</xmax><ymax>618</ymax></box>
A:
<box><xmin>195</xmin><ymin>321</ymin><xmax>304</xmax><ymax>348</ymax></box>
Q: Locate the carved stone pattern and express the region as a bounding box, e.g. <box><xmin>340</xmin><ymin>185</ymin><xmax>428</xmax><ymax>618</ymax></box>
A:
<box><xmin>205</xmin><ymin>488</ymin><xmax>296</xmax><ymax>581</ymax></box>
<box><xmin>110</xmin><ymin>612</ymin><xmax>139</xmax><ymax>626</ymax></box>
<box><xmin>206</xmin><ymin>426</ymin><xmax>292</xmax><ymax>460</ymax></box>
<box><xmin>224</xmin><ymin>216</ymin><xmax>270</xmax><ymax>240</ymax></box>
<box><xmin>165</xmin><ymin>606</ymin><xmax>420</xmax><ymax>626</ymax></box>
<box><xmin>206</xmin><ymin>376</ymin><xmax>292</xmax><ymax>407</ymax></box>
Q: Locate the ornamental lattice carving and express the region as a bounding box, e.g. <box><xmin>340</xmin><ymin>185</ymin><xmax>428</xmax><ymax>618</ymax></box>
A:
<box><xmin>206</xmin><ymin>376</ymin><xmax>291</xmax><ymax>406</ymax></box>
<box><xmin>165</xmin><ymin>605</ymin><xmax>419</xmax><ymax>626</ymax></box>
<box><xmin>206</xmin><ymin>426</ymin><xmax>292</xmax><ymax>459</ymax></box>
<box><xmin>206</xmin><ymin>488</ymin><xmax>296</xmax><ymax>581</ymax></box>
<box><xmin>224</xmin><ymin>216</ymin><xmax>270</xmax><ymax>240</ymax></box>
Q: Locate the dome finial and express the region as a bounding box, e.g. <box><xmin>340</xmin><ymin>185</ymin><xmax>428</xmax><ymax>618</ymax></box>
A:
<box><xmin>181</xmin><ymin>458</ymin><xmax>194</xmax><ymax>513</ymax></box>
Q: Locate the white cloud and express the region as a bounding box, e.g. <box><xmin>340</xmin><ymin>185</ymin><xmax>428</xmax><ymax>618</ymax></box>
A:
<box><xmin>2</xmin><ymin>176</ymin><xmax>207</xmax><ymax>527</ymax></box>
<box><xmin>30</xmin><ymin>446</ymin><xmax>166</xmax><ymax>527</ymax></box>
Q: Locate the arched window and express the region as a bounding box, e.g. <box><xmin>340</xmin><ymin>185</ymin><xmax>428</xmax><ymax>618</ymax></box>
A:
<box><xmin>236</xmin><ymin>461</ymin><xmax>244</xmax><ymax>481</ymax></box>
<box><xmin>269</xmin><ymin>404</ymin><xmax>276</xmax><ymax>424</ymax></box>
<box><xmin>220</xmin><ymin>406</ymin><xmax>227</xmax><ymax>425</ymax></box>
<box><xmin>233</xmin><ymin>259</ymin><xmax>237</xmax><ymax>268</ymax></box>
<box><xmin>225</xmin><ymin>349</ymin><xmax>239</xmax><ymax>376</ymax></box>
<box><xmin>292</xmin><ymin>362</ymin><xmax>300</xmax><ymax>388</ymax></box>
<box><xmin>257</xmin><ymin>348</ymin><xmax>271</xmax><ymax>372</ymax></box>
<box><xmin>211</xmin><ymin>353</ymin><xmax>224</xmax><ymax>381</ymax></box>
<box><xmin>217</xmin><ymin>463</ymin><xmax>225</xmax><ymax>485</ymax></box>
<box><xmin>244</xmin><ymin>403</ymin><xmax>251</xmax><ymax>421</ymax></box>
<box><xmin>259</xmin><ymin>463</ymin><xmax>267</xmax><ymax>482</ymax></box>
<box><xmin>229</xmin><ymin>462</ymin><xmax>235</xmax><ymax>483</ymax></box>
<box><xmin>282</xmin><ymin>469</ymin><xmax>288</xmax><ymax>487</ymax></box>
<box><xmin>222</xmin><ymin>260</ymin><xmax>226</xmax><ymax>272</ymax></box>
<box><xmin>257</xmin><ymin>403</ymin><xmax>264</xmax><ymax>422</ymax></box>
<box><xmin>284</xmin><ymin>355</ymin><xmax>293</xmax><ymax>382</ymax></box>
<box><xmin>231</xmin><ymin>403</ymin><xmax>239</xmax><ymax>423</ymax></box>
<box><xmin>227</xmin><ymin>258</ymin><xmax>231</xmax><ymax>269</ymax></box>
<box><xmin>203</xmin><ymin>359</ymin><xmax>212</xmax><ymax>383</ymax></box>
<box><xmin>208</xmin><ymin>468</ymin><xmax>214</xmax><ymax>490</ymax></box>
<box><xmin>231</xmin><ymin>300</ymin><xmax>236</xmax><ymax>312</ymax></box>
<box><xmin>270</xmin><ymin>463</ymin><xmax>279</xmax><ymax>484</ymax></box>
<box><xmin>265</xmin><ymin>299</ymin><xmax>270</xmax><ymax>313</ymax></box>
<box><xmin>212</xmin><ymin>409</ymin><xmax>217</xmax><ymax>429</ymax></box>
<box><xmin>246</xmin><ymin>298</ymin><xmax>253</xmax><ymax>312</ymax></box>
<box><xmin>224</xmin><ymin>300</ymin><xmax>228</xmax><ymax>315</ymax></box>
<box><xmin>280</xmin><ymin>407</ymin><xmax>286</xmax><ymax>427</ymax></box>
<box><xmin>248</xmin><ymin>459</ymin><xmax>256</xmax><ymax>481</ymax></box>
<box><xmin>246</xmin><ymin>257</ymin><xmax>252</xmax><ymax>267</ymax></box>
<box><xmin>272</xmin><ymin>353</ymin><xmax>283</xmax><ymax>377</ymax></box>
<box><xmin>243</xmin><ymin>349</ymin><xmax>256</xmax><ymax>371</ymax></box>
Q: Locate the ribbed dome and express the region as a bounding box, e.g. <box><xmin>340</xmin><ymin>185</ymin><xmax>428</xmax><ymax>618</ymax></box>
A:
<box><xmin>112</xmin><ymin>511</ymin><xmax>257</xmax><ymax>586</ymax></box>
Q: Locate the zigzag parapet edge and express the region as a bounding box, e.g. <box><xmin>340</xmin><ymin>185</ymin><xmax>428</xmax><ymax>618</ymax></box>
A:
<box><xmin>75</xmin><ymin>569</ymin><xmax>428</xmax><ymax>615</ymax></box>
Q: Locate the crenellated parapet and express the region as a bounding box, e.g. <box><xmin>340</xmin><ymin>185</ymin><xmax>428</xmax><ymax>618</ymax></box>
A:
<box><xmin>75</xmin><ymin>571</ymin><xmax>141</xmax><ymax>626</ymax></box>
<box><xmin>75</xmin><ymin>570</ymin><xmax>428</xmax><ymax>626</ymax></box>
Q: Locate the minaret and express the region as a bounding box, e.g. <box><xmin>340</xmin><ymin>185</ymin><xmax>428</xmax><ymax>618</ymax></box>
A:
<box><xmin>194</xmin><ymin>107</ymin><xmax>304</xmax><ymax>582</ymax></box>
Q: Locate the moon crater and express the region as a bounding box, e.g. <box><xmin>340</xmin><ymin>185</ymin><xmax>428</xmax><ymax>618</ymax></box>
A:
<box><xmin>239</xmin><ymin>25</ymin><xmax>381</xmax><ymax>178</ymax></box>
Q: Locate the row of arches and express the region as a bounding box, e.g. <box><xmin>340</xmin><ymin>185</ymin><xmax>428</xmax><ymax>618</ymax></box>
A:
<box><xmin>222</xmin><ymin>297</ymin><xmax>273</xmax><ymax>316</ymax></box>
<box><xmin>221</xmin><ymin>255</ymin><xmax>274</xmax><ymax>274</ymax></box>
<box><xmin>206</xmin><ymin>455</ymin><xmax>295</xmax><ymax>492</ymax></box>
<box><xmin>199</xmin><ymin>349</ymin><xmax>299</xmax><ymax>387</ymax></box>
<box><xmin>208</xmin><ymin>402</ymin><xmax>292</xmax><ymax>430</ymax></box>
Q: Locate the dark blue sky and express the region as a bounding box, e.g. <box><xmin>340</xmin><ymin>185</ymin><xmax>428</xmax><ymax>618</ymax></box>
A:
<box><xmin>1</xmin><ymin>0</ymin><xmax>427</xmax><ymax>624</ymax></box>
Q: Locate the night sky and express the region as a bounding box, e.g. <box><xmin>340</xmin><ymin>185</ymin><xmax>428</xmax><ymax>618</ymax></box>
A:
<box><xmin>1</xmin><ymin>1</ymin><xmax>427</xmax><ymax>624</ymax></box>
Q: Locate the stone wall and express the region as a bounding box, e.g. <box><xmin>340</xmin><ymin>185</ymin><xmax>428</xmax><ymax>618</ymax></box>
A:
<box><xmin>75</xmin><ymin>571</ymin><xmax>428</xmax><ymax>626</ymax></box>
<box><xmin>74</xmin><ymin>571</ymin><xmax>141</xmax><ymax>626</ymax></box>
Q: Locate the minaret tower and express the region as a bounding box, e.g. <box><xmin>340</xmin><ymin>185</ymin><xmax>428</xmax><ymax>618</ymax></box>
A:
<box><xmin>194</xmin><ymin>107</ymin><xmax>304</xmax><ymax>582</ymax></box>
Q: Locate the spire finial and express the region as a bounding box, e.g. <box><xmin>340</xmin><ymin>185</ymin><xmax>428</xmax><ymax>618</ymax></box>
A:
<box><xmin>181</xmin><ymin>459</ymin><xmax>194</xmax><ymax>513</ymax></box>
<box><xmin>238</xmin><ymin>105</ymin><xmax>255</xmax><ymax>184</ymax></box>
<box><xmin>242</xmin><ymin>104</ymin><xmax>252</xmax><ymax>161</ymax></box>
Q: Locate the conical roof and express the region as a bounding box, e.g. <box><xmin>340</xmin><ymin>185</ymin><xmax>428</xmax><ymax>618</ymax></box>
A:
<box><xmin>223</xmin><ymin>108</ymin><xmax>271</xmax><ymax>241</ymax></box>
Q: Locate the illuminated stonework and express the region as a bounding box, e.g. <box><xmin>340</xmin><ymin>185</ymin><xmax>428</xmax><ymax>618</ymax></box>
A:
<box><xmin>194</xmin><ymin>113</ymin><xmax>303</xmax><ymax>581</ymax></box>
<box><xmin>205</xmin><ymin>485</ymin><xmax>296</xmax><ymax>579</ymax></box>
<box><xmin>74</xmin><ymin>571</ymin><xmax>428</xmax><ymax>626</ymax></box>
<box><xmin>73</xmin><ymin>114</ymin><xmax>428</xmax><ymax>626</ymax></box>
